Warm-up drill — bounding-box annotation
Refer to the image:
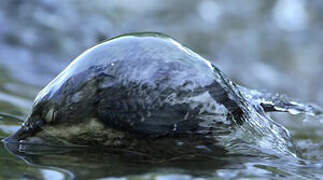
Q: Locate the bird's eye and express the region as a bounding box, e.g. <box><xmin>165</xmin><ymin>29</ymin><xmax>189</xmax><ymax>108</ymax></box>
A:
<box><xmin>44</xmin><ymin>108</ymin><xmax>55</xmax><ymax>123</ymax></box>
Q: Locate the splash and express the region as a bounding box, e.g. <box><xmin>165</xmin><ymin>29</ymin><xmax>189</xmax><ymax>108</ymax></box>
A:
<box><xmin>209</xmin><ymin>65</ymin><xmax>321</xmax><ymax>158</ymax></box>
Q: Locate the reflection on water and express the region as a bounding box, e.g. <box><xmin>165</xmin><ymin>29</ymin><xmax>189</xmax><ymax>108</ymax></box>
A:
<box><xmin>1</xmin><ymin>109</ymin><xmax>323</xmax><ymax>180</ymax></box>
<box><xmin>1</xmin><ymin>0</ymin><xmax>323</xmax><ymax>179</ymax></box>
<box><xmin>1</xmin><ymin>117</ymin><xmax>323</xmax><ymax>180</ymax></box>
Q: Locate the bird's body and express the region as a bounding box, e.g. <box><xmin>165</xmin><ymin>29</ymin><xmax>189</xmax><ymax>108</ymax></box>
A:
<box><xmin>8</xmin><ymin>33</ymin><xmax>312</xmax><ymax>156</ymax></box>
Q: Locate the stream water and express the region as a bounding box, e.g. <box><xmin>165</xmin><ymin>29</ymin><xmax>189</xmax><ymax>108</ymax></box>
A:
<box><xmin>1</xmin><ymin>87</ymin><xmax>323</xmax><ymax>180</ymax></box>
<box><xmin>1</xmin><ymin>1</ymin><xmax>323</xmax><ymax>180</ymax></box>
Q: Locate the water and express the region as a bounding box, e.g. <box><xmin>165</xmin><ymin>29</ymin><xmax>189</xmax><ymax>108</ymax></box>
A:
<box><xmin>1</xmin><ymin>105</ymin><xmax>323</xmax><ymax>179</ymax></box>
<box><xmin>1</xmin><ymin>0</ymin><xmax>323</xmax><ymax>179</ymax></box>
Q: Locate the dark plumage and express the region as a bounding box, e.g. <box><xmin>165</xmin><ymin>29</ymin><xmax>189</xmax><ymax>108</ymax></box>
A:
<box><xmin>10</xmin><ymin>33</ymin><xmax>286</xmax><ymax>149</ymax></box>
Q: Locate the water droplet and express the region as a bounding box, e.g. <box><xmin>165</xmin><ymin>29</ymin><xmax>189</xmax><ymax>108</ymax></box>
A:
<box><xmin>274</xmin><ymin>106</ymin><xmax>287</xmax><ymax>112</ymax></box>
<box><xmin>140</xmin><ymin>116</ymin><xmax>145</xmax><ymax>122</ymax></box>
<box><xmin>287</xmin><ymin>109</ymin><xmax>301</xmax><ymax>115</ymax></box>
<box><xmin>173</xmin><ymin>123</ymin><xmax>177</xmax><ymax>131</ymax></box>
<box><xmin>176</xmin><ymin>141</ymin><xmax>184</xmax><ymax>146</ymax></box>
<box><xmin>184</xmin><ymin>112</ymin><xmax>189</xmax><ymax>120</ymax></box>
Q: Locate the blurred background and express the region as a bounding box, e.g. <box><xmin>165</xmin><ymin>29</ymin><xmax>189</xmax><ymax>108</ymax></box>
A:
<box><xmin>1</xmin><ymin>0</ymin><xmax>323</xmax><ymax>117</ymax></box>
<box><xmin>1</xmin><ymin>1</ymin><xmax>323</xmax><ymax>179</ymax></box>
